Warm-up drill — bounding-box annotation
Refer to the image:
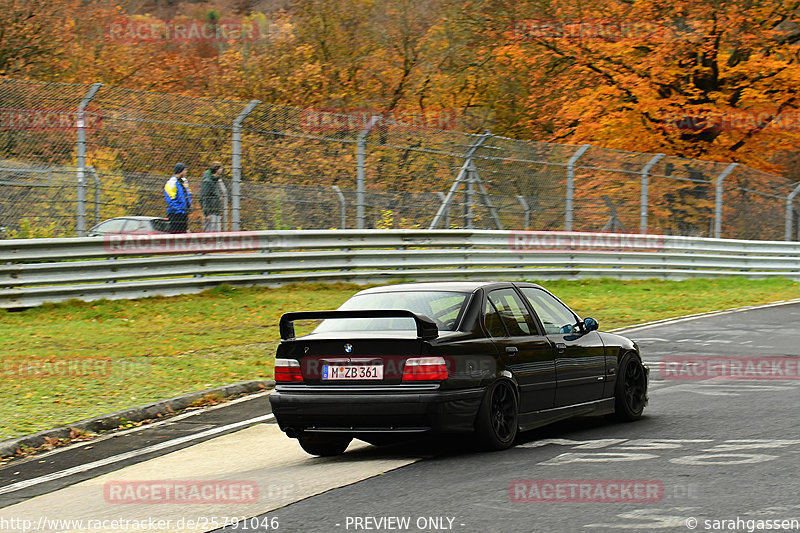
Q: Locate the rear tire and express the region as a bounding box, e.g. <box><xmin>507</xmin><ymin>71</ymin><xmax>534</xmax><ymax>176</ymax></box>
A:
<box><xmin>612</xmin><ymin>352</ymin><xmax>647</xmax><ymax>421</ymax></box>
<box><xmin>297</xmin><ymin>434</ymin><xmax>352</xmax><ymax>456</ymax></box>
<box><xmin>475</xmin><ymin>380</ymin><xmax>518</xmax><ymax>451</ymax></box>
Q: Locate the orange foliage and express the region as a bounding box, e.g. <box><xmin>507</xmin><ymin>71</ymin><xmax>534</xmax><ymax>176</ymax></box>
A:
<box><xmin>486</xmin><ymin>0</ymin><xmax>800</xmax><ymax>171</ymax></box>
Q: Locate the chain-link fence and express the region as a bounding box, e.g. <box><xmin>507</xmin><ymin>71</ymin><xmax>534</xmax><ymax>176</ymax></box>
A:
<box><xmin>1</xmin><ymin>77</ymin><xmax>798</xmax><ymax>240</ymax></box>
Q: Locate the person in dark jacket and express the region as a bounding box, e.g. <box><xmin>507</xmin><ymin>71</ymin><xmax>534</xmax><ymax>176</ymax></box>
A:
<box><xmin>200</xmin><ymin>161</ymin><xmax>224</xmax><ymax>232</ymax></box>
<box><xmin>164</xmin><ymin>163</ymin><xmax>192</xmax><ymax>233</ymax></box>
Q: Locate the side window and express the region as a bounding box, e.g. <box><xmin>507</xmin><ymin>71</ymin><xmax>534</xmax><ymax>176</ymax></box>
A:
<box><xmin>96</xmin><ymin>218</ymin><xmax>126</xmax><ymax>234</ymax></box>
<box><xmin>484</xmin><ymin>300</ymin><xmax>508</xmax><ymax>337</ymax></box>
<box><xmin>122</xmin><ymin>219</ymin><xmax>146</xmax><ymax>233</ymax></box>
<box><xmin>520</xmin><ymin>287</ymin><xmax>578</xmax><ymax>335</ymax></box>
<box><xmin>487</xmin><ymin>289</ymin><xmax>535</xmax><ymax>337</ymax></box>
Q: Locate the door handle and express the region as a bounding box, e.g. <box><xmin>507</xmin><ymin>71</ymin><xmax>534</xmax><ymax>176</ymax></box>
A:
<box><xmin>505</xmin><ymin>346</ymin><xmax>519</xmax><ymax>355</ymax></box>
<box><xmin>555</xmin><ymin>343</ymin><xmax>567</xmax><ymax>353</ymax></box>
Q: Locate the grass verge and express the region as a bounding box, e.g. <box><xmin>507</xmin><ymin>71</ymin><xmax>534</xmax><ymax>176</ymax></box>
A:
<box><xmin>1</xmin><ymin>277</ymin><xmax>799</xmax><ymax>439</ymax></box>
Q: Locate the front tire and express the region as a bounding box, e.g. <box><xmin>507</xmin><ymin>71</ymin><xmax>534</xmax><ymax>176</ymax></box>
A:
<box><xmin>612</xmin><ymin>352</ymin><xmax>647</xmax><ymax>421</ymax></box>
<box><xmin>297</xmin><ymin>434</ymin><xmax>352</xmax><ymax>456</ymax></box>
<box><xmin>475</xmin><ymin>380</ymin><xmax>518</xmax><ymax>451</ymax></box>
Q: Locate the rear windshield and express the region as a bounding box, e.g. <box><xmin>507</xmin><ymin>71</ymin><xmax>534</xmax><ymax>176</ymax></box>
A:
<box><xmin>313</xmin><ymin>291</ymin><xmax>469</xmax><ymax>333</ymax></box>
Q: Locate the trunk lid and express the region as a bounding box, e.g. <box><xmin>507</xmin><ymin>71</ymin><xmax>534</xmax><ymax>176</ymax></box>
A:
<box><xmin>276</xmin><ymin>310</ymin><xmax>439</xmax><ymax>385</ymax></box>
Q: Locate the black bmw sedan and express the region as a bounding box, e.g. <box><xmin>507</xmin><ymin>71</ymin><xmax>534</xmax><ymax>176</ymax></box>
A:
<box><xmin>269</xmin><ymin>281</ymin><xmax>648</xmax><ymax>456</ymax></box>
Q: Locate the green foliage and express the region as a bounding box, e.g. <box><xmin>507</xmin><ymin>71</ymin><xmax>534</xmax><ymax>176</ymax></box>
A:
<box><xmin>375</xmin><ymin>209</ymin><xmax>422</xmax><ymax>229</ymax></box>
<box><xmin>375</xmin><ymin>209</ymin><xmax>394</xmax><ymax>229</ymax></box>
<box><xmin>7</xmin><ymin>218</ymin><xmax>72</xmax><ymax>239</ymax></box>
<box><xmin>207</xmin><ymin>284</ymin><xmax>238</xmax><ymax>296</ymax></box>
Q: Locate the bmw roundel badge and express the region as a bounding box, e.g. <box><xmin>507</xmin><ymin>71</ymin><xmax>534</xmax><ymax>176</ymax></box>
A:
<box><xmin>344</xmin><ymin>343</ymin><xmax>353</xmax><ymax>353</ymax></box>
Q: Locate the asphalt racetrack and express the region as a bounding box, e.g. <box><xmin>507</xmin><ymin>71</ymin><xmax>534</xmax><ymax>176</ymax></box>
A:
<box><xmin>2</xmin><ymin>301</ymin><xmax>799</xmax><ymax>533</ymax></box>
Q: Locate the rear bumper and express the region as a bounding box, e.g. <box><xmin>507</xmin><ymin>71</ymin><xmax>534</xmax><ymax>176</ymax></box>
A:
<box><xmin>269</xmin><ymin>384</ymin><xmax>485</xmax><ymax>435</ymax></box>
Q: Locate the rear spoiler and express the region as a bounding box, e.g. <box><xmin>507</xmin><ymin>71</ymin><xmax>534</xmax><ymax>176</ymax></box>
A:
<box><xmin>279</xmin><ymin>310</ymin><xmax>439</xmax><ymax>341</ymax></box>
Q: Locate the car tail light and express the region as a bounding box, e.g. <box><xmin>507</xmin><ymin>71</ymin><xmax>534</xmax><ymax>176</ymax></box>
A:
<box><xmin>402</xmin><ymin>357</ymin><xmax>448</xmax><ymax>381</ymax></box>
<box><xmin>274</xmin><ymin>358</ymin><xmax>303</xmax><ymax>382</ymax></box>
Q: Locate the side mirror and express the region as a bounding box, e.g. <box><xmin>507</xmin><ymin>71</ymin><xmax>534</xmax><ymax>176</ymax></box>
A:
<box><xmin>583</xmin><ymin>317</ymin><xmax>599</xmax><ymax>332</ymax></box>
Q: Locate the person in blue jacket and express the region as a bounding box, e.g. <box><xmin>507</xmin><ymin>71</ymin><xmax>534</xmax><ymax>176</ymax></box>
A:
<box><xmin>164</xmin><ymin>163</ymin><xmax>192</xmax><ymax>233</ymax></box>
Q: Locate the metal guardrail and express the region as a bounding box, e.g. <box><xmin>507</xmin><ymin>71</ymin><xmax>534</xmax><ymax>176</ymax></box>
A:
<box><xmin>2</xmin><ymin>230</ymin><xmax>799</xmax><ymax>308</ymax></box>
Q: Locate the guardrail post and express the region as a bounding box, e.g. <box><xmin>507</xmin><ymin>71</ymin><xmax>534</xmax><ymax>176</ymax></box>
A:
<box><xmin>639</xmin><ymin>153</ymin><xmax>664</xmax><ymax>234</ymax></box>
<box><xmin>356</xmin><ymin>116</ymin><xmax>381</xmax><ymax>229</ymax></box>
<box><xmin>516</xmin><ymin>195</ymin><xmax>530</xmax><ymax>230</ymax></box>
<box><xmin>231</xmin><ymin>100</ymin><xmax>260</xmax><ymax>232</ymax></box>
<box><xmin>714</xmin><ymin>163</ymin><xmax>738</xmax><ymax>239</ymax></box>
<box><xmin>565</xmin><ymin>144</ymin><xmax>591</xmax><ymax>232</ymax></box>
<box><xmin>785</xmin><ymin>183</ymin><xmax>800</xmax><ymax>241</ymax></box>
<box><xmin>76</xmin><ymin>83</ymin><xmax>103</xmax><ymax>237</ymax></box>
<box><xmin>332</xmin><ymin>185</ymin><xmax>346</xmax><ymax>229</ymax></box>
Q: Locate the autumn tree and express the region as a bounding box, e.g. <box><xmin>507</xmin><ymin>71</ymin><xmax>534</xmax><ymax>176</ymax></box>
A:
<box><xmin>454</xmin><ymin>0</ymin><xmax>800</xmax><ymax>235</ymax></box>
<box><xmin>478</xmin><ymin>0</ymin><xmax>800</xmax><ymax>167</ymax></box>
<box><xmin>0</xmin><ymin>0</ymin><xmax>80</xmax><ymax>77</ymax></box>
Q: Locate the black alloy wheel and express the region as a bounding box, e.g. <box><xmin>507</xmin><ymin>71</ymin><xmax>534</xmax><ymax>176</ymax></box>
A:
<box><xmin>476</xmin><ymin>380</ymin><xmax>518</xmax><ymax>450</ymax></box>
<box><xmin>613</xmin><ymin>352</ymin><xmax>647</xmax><ymax>421</ymax></box>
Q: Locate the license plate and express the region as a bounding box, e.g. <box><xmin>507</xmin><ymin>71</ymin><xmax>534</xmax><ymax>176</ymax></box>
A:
<box><xmin>322</xmin><ymin>364</ymin><xmax>383</xmax><ymax>380</ymax></box>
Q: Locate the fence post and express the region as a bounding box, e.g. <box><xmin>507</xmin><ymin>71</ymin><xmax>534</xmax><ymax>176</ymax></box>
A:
<box><xmin>76</xmin><ymin>83</ymin><xmax>103</xmax><ymax>237</ymax></box>
<box><xmin>430</xmin><ymin>132</ymin><xmax>492</xmax><ymax>229</ymax></box>
<box><xmin>435</xmin><ymin>192</ymin><xmax>450</xmax><ymax>228</ymax></box>
<box><xmin>465</xmin><ymin>162</ymin><xmax>475</xmax><ymax>229</ymax></box>
<box><xmin>565</xmin><ymin>144</ymin><xmax>591</xmax><ymax>232</ymax></box>
<box><xmin>516</xmin><ymin>195</ymin><xmax>530</xmax><ymax>230</ymax></box>
<box><xmin>231</xmin><ymin>100</ymin><xmax>260</xmax><ymax>232</ymax></box>
<box><xmin>714</xmin><ymin>163</ymin><xmax>738</xmax><ymax>239</ymax></box>
<box><xmin>332</xmin><ymin>185</ymin><xmax>346</xmax><ymax>229</ymax></box>
<box><xmin>786</xmin><ymin>183</ymin><xmax>800</xmax><ymax>241</ymax></box>
<box><xmin>639</xmin><ymin>153</ymin><xmax>664</xmax><ymax>234</ymax></box>
<box><xmin>357</xmin><ymin>116</ymin><xmax>381</xmax><ymax>229</ymax></box>
<box><xmin>219</xmin><ymin>179</ymin><xmax>230</xmax><ymax>231</ymax></box>
<box><xmin>87</xmin><ymin>166</ymin><xmax>100</xmax><ymax>226</ymax></box>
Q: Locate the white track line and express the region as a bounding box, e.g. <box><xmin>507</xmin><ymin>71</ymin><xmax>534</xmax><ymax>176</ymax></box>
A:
<box><xmin>5</xmin><ymin>390</ymin><xmax>274</xmax><ymax>463</ymax></box>
<box><xmin>612</xmin><ymin>298</ymin><xmax>800</xmax><ymax>334</ymax></box>
<box><xmin>0</xmin><ymin>414</ymin><xmax>274</xmax><ymax>496</ymax></box>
